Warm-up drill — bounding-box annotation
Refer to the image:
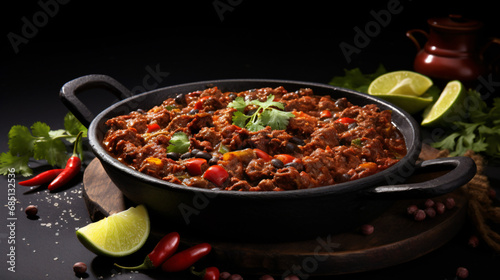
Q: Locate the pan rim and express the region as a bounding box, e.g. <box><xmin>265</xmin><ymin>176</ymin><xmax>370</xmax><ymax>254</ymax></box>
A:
<box><xmin>88</xmin><ymin>78</ymin><xmax>421</xmax><ymax>199</ymax></box>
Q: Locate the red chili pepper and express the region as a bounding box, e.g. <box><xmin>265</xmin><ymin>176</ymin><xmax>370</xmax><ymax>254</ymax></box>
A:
<box><xmin>161</xmin><ymin>243</ymin><xmax>212</xmax><ymax>272</ymax></box>
<box><xmin>320</xmin><ymin>110</ymin><xmax>332</xmax><ymax>118</ymax></box>
<box><xmin>115</xmin><ymin>232</ymin><xmax>180</xmax><ymax>270</ymax></box>
<box><xmin>194</xmin><ymin>96</ymin><xmax>211</xmax><ymax>110</ymax></box>
<box><xmin>147</xmin><ymin>123</ymin><xmax>161</xmax><ymax>133</ymax></box>
<box><xmin>190</xmin><ymin>266</ymin><xmax>220</xmax><ymax>280</ymax></box>
<box><xmin>185</xmin><ymin>158</ymin><xmax>207</xmax><ymax>176</ymax></box>
<box><xmin>47</xmin><ymin>132</ymin><xmax>83</xmax><ymax>191</ymax></box>
<box><xmin>274</xmin><ymin>154</ymin><xmax>295</xmax><ymax>165</ymax></box>
<box><xmin>19</xmin><ymin>169</ymin><xmax>64</xmax><ymax>186</ymax></box>
<box><xmin>203</xmin><ymin>165</ymin><xmax>229</xmax><ymax>187</ymax></box>
<box><xmin>335</xmin><ymin>117</ymin><xmax>356</xmax><ymax>124</ymax></box>
<box><xmin>254</xmin><ymin>149</ymin><xmax>272</xmax><ymax>162</ymax></box>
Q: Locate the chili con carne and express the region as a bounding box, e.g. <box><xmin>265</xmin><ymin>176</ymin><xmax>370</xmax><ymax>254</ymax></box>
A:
<box><xmin>102</xmin><ymin>86</ymin><xmax>407</xmax><ymax>191</ymax></box>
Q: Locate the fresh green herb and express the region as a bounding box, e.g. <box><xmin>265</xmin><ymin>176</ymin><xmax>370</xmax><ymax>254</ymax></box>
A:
<box><xmin>329</xmin><ymin>64</ymin><xmax>387</xmax><ymax>92</ymax></box>
<box><xmin>228</xmin><ymin>94</ymin><xmax>295</xmax><ymax>132</ymax></box>
<box><xmin>431</xmin><ymin>89</ymin><xmax>500</xmax><ymax>159</ymax></box>
<box><xmin>0</xmin><ymin>112</ymin><xmax>88</xmax><ymax>176</ymax></box>
<box><xmin>351</xmin><ymin>138</ymin><xmax>363</xmax><ymax>147</ymax></box>
<box><xmin>167</xmin><ymin>132</ymin><xmax>190</xmax><ymax>154</ymax></box>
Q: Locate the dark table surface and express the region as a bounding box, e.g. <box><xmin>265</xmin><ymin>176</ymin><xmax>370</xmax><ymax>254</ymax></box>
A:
<box><xmin>2</xmin><ymin>1</ymin><xmax>500</xmax><ymax>279</ymax></box>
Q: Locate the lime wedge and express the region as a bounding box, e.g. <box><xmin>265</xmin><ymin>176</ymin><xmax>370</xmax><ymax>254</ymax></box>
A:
<box><xmin>370</xmin><ymin>93</ymin><xmax>434</xmax><ymax>114</ymax></box>
<box><xmin>76</xmin><ymin>205</ymin><xmax>150</xmax><ymax>257</ymax></box>
<box><xmin>368</xmin><ymin>71</ymin><xmax>433</xmax><ymax>96</ymax></box>
<box><xmin>421</xmin><ymin>80</ymin><xmax>466</xmax><ymax>127</ymax></box>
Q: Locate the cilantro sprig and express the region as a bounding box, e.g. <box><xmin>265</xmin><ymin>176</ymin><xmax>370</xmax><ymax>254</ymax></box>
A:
<box><xmin>431</xmin><ymin>89</ymin><xmax>500</xmax><ymax>159</ymax></box>
<box><xmin>228</xmin><ymin>94</ymin><xmax>295</xmax><ymax>132</ymax></box>
<box><xmin>167</xmin><ymin>132</ymin><xmax>190</xmax><ymax>154</ymax></box>
<box><xmin>0</xmin><ymin>112</ymin><xmax>87</xmax><ymax>176</ymax></box>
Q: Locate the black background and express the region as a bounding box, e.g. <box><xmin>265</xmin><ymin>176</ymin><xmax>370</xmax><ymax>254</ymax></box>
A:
<box><xmin>1</xmin><ymin>0</ymin><xmax>500</xmax><ymax>279</ymax></box>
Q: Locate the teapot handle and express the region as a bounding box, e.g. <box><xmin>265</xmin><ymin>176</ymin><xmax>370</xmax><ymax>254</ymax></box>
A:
<box><xmin>406</xmin><ymin>29</ymin><xmax>428</xmax><ymax>52</ymax></box>
<box><xmin>480</xmin><ymin>37</ymin><xmax>500</xmax><ymax>62</ymax></box>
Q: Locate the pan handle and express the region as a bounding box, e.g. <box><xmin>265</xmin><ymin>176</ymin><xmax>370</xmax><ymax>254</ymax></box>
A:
<box><xmin>364</xmin><ymin>156</ymin><xmax>476</xmax><ymax>198</ymax></box>
<box><xmin>59</xmin><ymin>74</ymin><xmax>132</xmax><ymax>128</ymax></box>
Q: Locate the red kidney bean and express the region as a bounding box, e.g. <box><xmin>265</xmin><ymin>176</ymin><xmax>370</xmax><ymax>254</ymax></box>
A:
<box><xmin>445</xmin><ymin>197</ymin><xmax>456</xmax><ymax>209</ymax></box>
<box><xmin>361</xmin><ymin>224</ymin><xmax>374</xmax><ymax>235</ymax></box>
<box><xmin>73</xmin><ymin>262</ymin><xmax>87</xmax><ymax>274</ymax></box>
<box><xmin>468</xmin><ymin>235</ymin><xmax>479</xmax><ymax>248</ymax></box>
<box><xmin>424</xmin><ymin>207</ymin><xmax>436</xmax><ymax>219</ymax></box>
<box><xmin>456</xmin><ymin>267</ymin><xmax>469</xmax><ymax>279</ymax></box>
<box><xmin>424</xmin><ymin>199</ymin><xmax>435</xmax><ymax>208</ymax></box>
<box><xmin>407</xmin><ymin>205</ymin><xmax>418</xmax><ymax>215</ymax></box>
<box><xmin>220</xmin><ymin>271</ymin><xmax>232</xmax><ymax>280</ymax></box>
<box><xmin>414</xmin><ymin>209</ymin><xmax>426</xmax><ymax>221</ymax></box>
<box><xmin>25</xmin><ymin>205</ymin><xmax>38</xmax><ymax>217</ymax></box>
<box><xmin>435</xmin><ymin>202</ymin><xmax>446</xmax><ymax>214</ymax></box>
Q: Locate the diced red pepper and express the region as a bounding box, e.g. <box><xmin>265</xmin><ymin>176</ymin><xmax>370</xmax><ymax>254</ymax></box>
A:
<box><xmin>274</xmin><ymin>154</ymin><xmax>295</xmax><ymax>165</ymax></box>
<box><xmin>185</xmin><ymin>158</ymin><xmax>207</xmax><ymax>176</ymax></box>
<box><xmin>335</xmin><ymin>117</ymin><xmax>356</xmax><ymax>124</ymax></box>
<box><xmin>254</xmin><ymin>149</ymin><xmax>272</xmax><ymax>162</ymax></box>
<box><xmin>203</xmin><ymin>165</ymin><xmax>229</xmax><ymax>187</ymax></box>
<box><xmin>320</xmin><ymin>110</ymin><xmax>332</xmax><ymax>118</ymax></box>
<box><xmin>194</xmin><ymin>96</ymin><xmax>211</xmax><ymax>110</ymax></box>
<box><xmin>147</xmin><ymin>123</ymin><xmax>161</xmax><ymax>133</ymax></box>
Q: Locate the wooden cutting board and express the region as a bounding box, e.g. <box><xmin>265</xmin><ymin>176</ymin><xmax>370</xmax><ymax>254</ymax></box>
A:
<box><xmin>82</xmin><ymin>146</ymin><xmax>468</xmax><ymax>276</ymax></box>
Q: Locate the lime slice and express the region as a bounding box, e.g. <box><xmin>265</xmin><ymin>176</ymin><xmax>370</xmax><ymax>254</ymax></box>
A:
<box><xmin>370</xmin><ymin>93</ymin><xmax>434</xmax><ymax>114</ymax></box>
<box><xmin>76</xmin><ymin>205</ymin><xmax>150</xmax><ymax>257</ymax></box>
<box><xmin>368</xmin><ymin>71</ymin><xmax>433</xmax><ymax>96</ymax></box>
<box><xmin>421</xmin><ymin>80</ymin><xmax>466</xmax><ymax>127</ymax></box>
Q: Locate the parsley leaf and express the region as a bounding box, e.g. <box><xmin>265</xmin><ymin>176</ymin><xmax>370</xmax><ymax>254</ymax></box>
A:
<box><xmin>167</xmin><ymin>132</ymin><xmax>190</xmax><ymax>154</ymax></box>
<box><xmin>0</xmin><ymin>112</ymin><xmax>88</xmax><ymax>176</ymax></box>
<box><xmin>329</xmin><ymin>64</ymin><xmax>387</xmax><ymax>93</ymax></box>
<box><xmin>228</xmin><ymin>94</ymin><xmax>294</xmax><ymax>132</ymax></box>
<box><xmin>430</xmin><ymin>89</ymin><xmax>500</xmax><ymax>159</ymax></box>
<box><xmin>0</xmin><ymin>153</ymin><xmax>32</xmax><ymax>177</ymax></box>
<box><xmin>8</xmin><ymin>125</ymin><xmax>35</xmax><ymax>156</ymax></box>
<box><xmin>260</xmin><ymin>108</ymin><xmax>295</xmax><ymax>131</ymax></box>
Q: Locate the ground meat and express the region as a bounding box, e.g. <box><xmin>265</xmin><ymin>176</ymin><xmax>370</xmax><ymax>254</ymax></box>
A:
<box><xmin>245</xmin><ymin>158</ymin><xmax>276</xmax><ymax>181</ymax></box>
<box><xmin>103</xmin><ymin>86</ymin><xmax>407</xmax><ymax>191</ymax></box>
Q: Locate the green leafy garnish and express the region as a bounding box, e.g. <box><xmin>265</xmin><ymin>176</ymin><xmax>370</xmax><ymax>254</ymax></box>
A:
<box><xmin>167</xmin><ymin>132</ymin><xmax>190</xmax><ymax>154</ymax></box>
<box><xmin>329</xmin><ymin>64</ymin><xmax>387</xmax><ymax>93</ymax></box>
<box><xmin>431</xmin><ymin>89</ymin><xmax>500</xmax><ymax>159</ymax></box>
<box><xmin>0</xmin><ymin>112</ymin><xmax>88</xmax><ymax>176</ymax></box>
<box><xmin>228</xmin><ymin>94</ymin><xmax>295</xmax><ymax>132</ymax></box>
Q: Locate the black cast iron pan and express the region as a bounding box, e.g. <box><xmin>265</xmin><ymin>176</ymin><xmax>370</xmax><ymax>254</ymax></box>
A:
<box><xmin>60</xmin><ymin>75</ymin><xmax>477</xmax><ymax>241</ymax></box>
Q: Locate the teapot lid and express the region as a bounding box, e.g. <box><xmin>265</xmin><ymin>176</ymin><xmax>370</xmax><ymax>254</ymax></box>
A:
<box><xmin>428</xmin><ymin>14</ymin><xmax>483</xmax><ymax>31</ymax></box>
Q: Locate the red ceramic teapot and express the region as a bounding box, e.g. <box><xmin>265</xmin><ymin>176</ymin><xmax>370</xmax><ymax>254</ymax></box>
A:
<box><xmin>407</xmin><ymin>14</ymin><xmax>500</xmax><ymax>82</ymax></box>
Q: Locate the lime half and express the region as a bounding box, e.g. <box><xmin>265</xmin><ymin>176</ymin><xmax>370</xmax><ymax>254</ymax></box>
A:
<box><xmin>368</xmin><ymin>71</ymin><xmax>433</xmax><ymax>96</ymax></box>
<box><xmin>76</xmin><ymin>205</ymin><xmax>150</xmax><ymax>257</ymax></box>
<box><xmin>370</xmin><ymin>93</ymin><xmax>434</xmax><ymax>114</ymax></box>
<box><xmin>421</xmin><ymin>80</ymin><xmax>466</xmax><ymax>127</ymax></box>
